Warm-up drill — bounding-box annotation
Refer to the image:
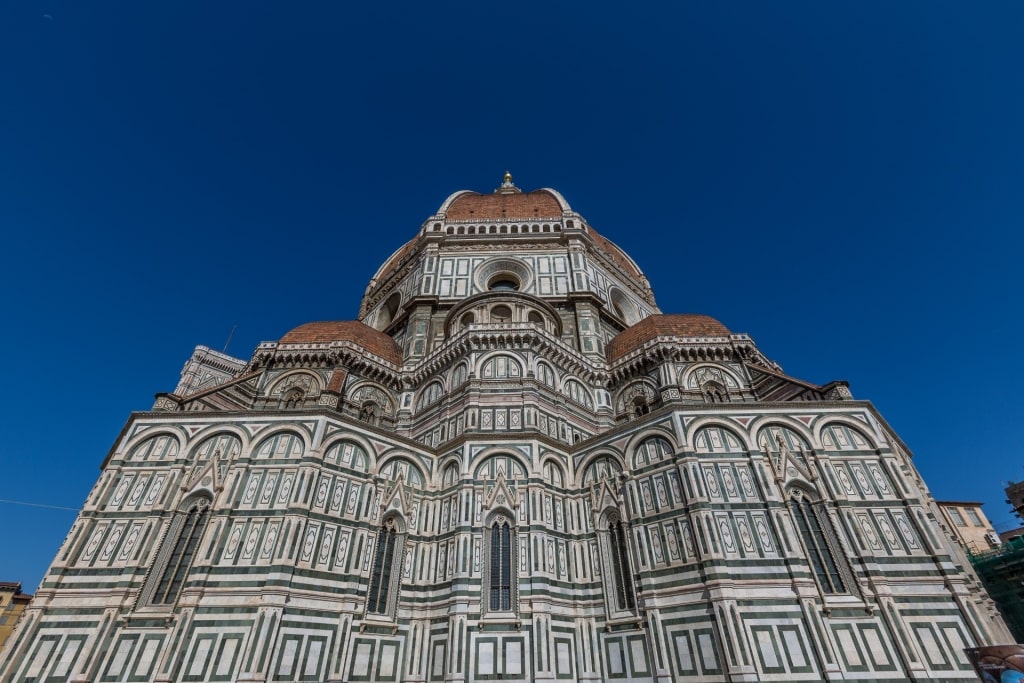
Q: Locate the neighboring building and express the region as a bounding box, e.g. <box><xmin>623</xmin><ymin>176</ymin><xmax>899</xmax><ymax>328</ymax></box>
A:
<box><xmin>1000</xmin><ymin>527</ymin><xmax>1024</xmax><ymax>543</ymax></box>
<box><xmin>1</xmin><ymin>177</ymin><xmax>1012</xmax><ymax>682</ymax></box>
<box><xmin>937</xmin><ymin>501</ymin><xmax>1001</xmax><ymax>554</ymax></box>
<box><xmin>1006</xmin><ymin>480</ymin><xmax>1024</xmax><ymax>521</ymax></box>
<box><xmin>0</xmin><ymin>583</ymin><xmax>32</xmax><ymax>649</ymax></box>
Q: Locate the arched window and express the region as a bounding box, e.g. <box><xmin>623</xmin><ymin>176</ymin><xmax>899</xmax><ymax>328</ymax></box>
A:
<box><xmin>367</xmin><ymin>517</ymin><xmax>401</xmax><ymax>615</ymax></box>
<box><xmin>451</xmin><ymin>362</ymin><xmax>468</xmax><ymax>388</ymax></box>
<box><xmin>536</xmin><ymin>362</ymin><xmax>556</xmax><ymax>388</ymax></box>
<box><xmin>788</xmin><ymin>492</ymin><xmax>849</xmax><ymax>594</ymax></box>
<box><xmin>563</xmin><ymin>379</ymin><xmax>594</xmax><ymax>409</ymax></box>
<box><xmin>582</xmin><ymin>454</ymin><xmax>623</xmax><ymax>485</ymax></box>
<box><xmin>145</xmin><ymin>495</ymin><xmax>212</xmax><ymax>606</ymax></box>
<box><xmin>488</xmin><ymin>514</ymin><xmax>516</xmax><ymax>612</ymax></box>
<box><xmin>633</xmin><ymin>436</ymin><xmax>673</xmax><ymax>468</ymax></box>
<box><xmin>481</xmin><ymin>354</ymin><xmax>522</xmax><ymax>379</ymax></box>
<box><xmin>607</xmin><ymin>512</ymin><xmax>636</xmax><ymax>612</ymax></box>
<box><xmin>416</xmin><ymin>381</ymin><xmax>444</xmax><ymax>410</ymax></box>
<box><xmin>129</xmin><ymin>433</ymin><xmax>179</xmax><ymax>461</ymax></box>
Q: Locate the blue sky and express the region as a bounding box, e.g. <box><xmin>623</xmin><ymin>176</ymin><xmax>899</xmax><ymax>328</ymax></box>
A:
<box><xmin>1</xmin><ymin>1</ymin><xmax>1022</xmax><ymax>590</ymax></box>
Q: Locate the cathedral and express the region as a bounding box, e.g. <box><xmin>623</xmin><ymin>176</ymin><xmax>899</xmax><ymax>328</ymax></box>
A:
<box><xmin>2</xmin><ymin>176</ymin><xmax>1010</xmax><ymax>682</ymax></box>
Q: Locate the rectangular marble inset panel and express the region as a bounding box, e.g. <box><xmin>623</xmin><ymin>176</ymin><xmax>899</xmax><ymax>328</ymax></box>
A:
<box><xmin>379</xmin><ymin>642</ymin><xmax>397</xmax><ymax>678</ymax></box>
<box><xmin>506</xmin><ymin>639</ymin><xmax>523</xmax><ymax>675</ymax></box>
<box><xmin>940</xmin><ymin>625</ymin><xmax>969</xmax><ymax>668</ymax></box>
<box><xmin>858</xmin><ymin>624</ymin><xmax>895</xmax><ymax>670</ymax></box>
<box><xmin>53</xmin><ymin>636</ymin><xmax>86</xmax><ymax>679</ymax></box>
<box><xmin>914</xmin><ymin>624</ymin><xmax>950</xmax><ymax>669</ymax></box>
<box><xmin>780</xmin><ymin>625</ymin><xmax>810</xmax><ymax>672</ymax></box>
<box><xmin>752</xmin><ymin>626</ymin><xmax>780</xmax><ymax>671</ymax></box>
<box><xmin>673</xmin><ymin>632</ymin><xmax>696</xmax><ymax>675</ymax></box>
<box><xmin>697</xmin><ymin>630</ymin><xmax>719</xmax><ymax>672</ymax></box>
<box><xmin>606</xmin><ymin>639</ymin><xmax>624</xmax><ymax>675</ymax></box>
<box><xmin>352</xmin><ymin>640</ymin><xmax>374</xmax><ymax>677</ymax></box>
<box><xmin>105</xmin><ymin>636</ymin><xmax>138</xmax><ymax>680</ymax></box>
<box><xmin>554</xmin><ymin>639</ymin><xmax>571</xmax><ymax>676</ymax></box>
<box><xmin>186</xmin><ymin>635</ymin><xmax>214</xmax><ymax>679</ymax></box>
<box><xmin>478</xmin><ymin>640</ymin><xmax>495</xmax><ymax>675</ymax></box>
<box><xmin>431</xmin><ymin>642</ymin><xmax>446</xmax><ymax>678</ymax></box>
<box><xmin>215</xmin><ymin>636</ymin><xmax>241</xmax><ymax>678</ymax></box>
<box><xmin>628</xmin><ymin>636</ymin><xmax>648</xmax><ymax>674</ymax></box>
<box><xmin>833</xmin><ymin>624</ymin><xmax>863</xmax><ymax>668</ymax></box>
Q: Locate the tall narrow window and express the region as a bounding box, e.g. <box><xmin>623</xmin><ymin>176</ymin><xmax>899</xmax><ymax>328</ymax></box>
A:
<box><xmin>150</xmin><ymin>496</ymin><xmax>211</xmax><ymax>605</ymax></box>
<box><xmin>489</xmin><ymin>516</ymin><xmax>514</xmax><ymax>611</ymax></box>
<box><xmin>608</xmin><ymin>515</ymin><xmax>636</xmax><ymax>611</ymax></box>
<box><xmin>789</xmin><ymin>495</ymin><xmax>847</xmax><ymax>594</ymax></box>
<box><xmin>367</xmin><ymin>519</ymin><xmax>398</xmax><ymax>614</ymax></box>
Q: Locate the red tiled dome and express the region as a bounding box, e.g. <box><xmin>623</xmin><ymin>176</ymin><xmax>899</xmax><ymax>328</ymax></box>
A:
<box><xmin>606</xmin><ymin>314</ymin><xmax>731</xmax><ymax>362</ymax></box>
<box><xmin>280</xmin><ymin>321</ymin><xmax>403</xmax><ymax>365</ymax></box>
<box><xmin>444</xmin><ymin>189</ymin><xmax>564</xmax><ymax>221</ymax></box>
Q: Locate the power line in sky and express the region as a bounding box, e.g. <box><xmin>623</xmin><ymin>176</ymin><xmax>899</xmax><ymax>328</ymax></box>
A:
<box><xmin>0</xmin><ymin>498</ymin><xmax>79</xmax><ymax>512</ymax></box>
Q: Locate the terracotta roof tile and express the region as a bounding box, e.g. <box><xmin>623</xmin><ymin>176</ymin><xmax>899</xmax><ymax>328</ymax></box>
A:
<box><xmin>606</xmin><ymin>314</ymin><xmax>731</xmax><ymax>362</ymax></box>
<box><xmin>587</xmin><ymin>228</ymin><xmax>643</xmax><ymax>279</ymax></box>
<box><xmin>280</xmin><ymin>321</ymin><xmax>403</xmax><ymax>365</ymax></box>
<box><xmin>445</xmin><ymin>190</ymin><xmax>563</xmax><ymax>220</ymax></box>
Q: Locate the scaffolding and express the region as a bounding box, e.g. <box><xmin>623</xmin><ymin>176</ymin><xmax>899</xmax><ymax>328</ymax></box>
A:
<box><xmin>971</xmin><ymin>536</ymin><xmax>1024</xmax><ymax>642</ymax></box>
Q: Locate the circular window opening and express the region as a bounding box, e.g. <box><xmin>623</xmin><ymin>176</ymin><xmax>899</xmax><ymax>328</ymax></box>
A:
<box><xmin>488</xmin><ymin>276</ymin><xmax>520</xmax><ymax>291</ymax></box>
<box><xmin>491</xmin><ymin>305</ymin><xmax>513</xmax><ymax>323</ymax></box>
<box><xmin>460</xmin><ymin>312</ymin><xmax>475</xmax><ymax>329</ymax></box>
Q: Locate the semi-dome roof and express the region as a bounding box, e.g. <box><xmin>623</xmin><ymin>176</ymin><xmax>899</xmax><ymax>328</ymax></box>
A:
<box><xmin>606</xmin><ymin>314</ymin><xmax>731</xmax><ymax>362</ymax></box>
<box><xmin>280</xmin><ymin>321</ymin><xmax>403</xmax><ymax>364</ymax></box>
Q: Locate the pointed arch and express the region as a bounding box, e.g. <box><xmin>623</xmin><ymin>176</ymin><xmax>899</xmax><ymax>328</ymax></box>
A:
<box><xmin>593</xmin><ymin>506</ymin><xmax>638</xmax><ymax>616</ymax></box>
<box><xmin>786</xmin><ymin>488</ymin><xmax>851</xmax><ymax>595</ymax></box>
<box><xmin>483</xmin><ymin>509</ymin><xmax>518</xmax><ymax>614</ymax></box>
<box><xmin>366</xmin><ymin>514</ymin><xmax>406</xmax><ymax>617</ymax></box>
<box><xmin>140</xmin><ymin>492</ymin><xmax>213</xmax><ymax>608</ymax></box>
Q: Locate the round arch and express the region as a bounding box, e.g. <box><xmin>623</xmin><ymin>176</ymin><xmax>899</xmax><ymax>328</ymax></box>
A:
<box><xmin>472</xmin><ymin>447</ymin><xmax>531</xmax><ymax>479</ymax></box>
<box><xmin>813</xmin><ymin>418</ymin><xmax>879</xmax><ymax>452</ymax></box>
<box><xmin>578</xmin><ymin>451</ymin><xmax>626</xmax><ymax>487</ymax></box>
<box><xmin>683</xmin><ymin>416</ymin><xmax>757</xmax><ymax>452</ymax></box>
<box><xmin>121</xmin><ymin>428</ymin><xmax>186</xmax><ymax>462</ymax></box>
<box><xmin>376</xmin><ymin>454</ymin><xmax>427</xmax><ymax>487</ymax></box>
<box><xmin>267</xmin><ymin>370</ymin><xmax>324</xmax><ymax>398</ymax></box>
<box><xmin>321</xmin><ymin>436</ymin><xmax>376</xmax><ymax>472</ymax></box>
<box><xmin>251</xmin><ymin>429</ymin><xmax>309</xmax><ymax>460</ymax></box>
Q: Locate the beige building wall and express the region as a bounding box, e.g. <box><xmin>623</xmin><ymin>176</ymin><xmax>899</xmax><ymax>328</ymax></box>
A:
<box><xmin>937</xmin><ymin>501</ymin><xmax>1000</xmax><ymax>554</ymax></box>
<box><xmin>0</xmin><ymin>583</ymin><xmax>31</xmax><ymax>650</ymax></box>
